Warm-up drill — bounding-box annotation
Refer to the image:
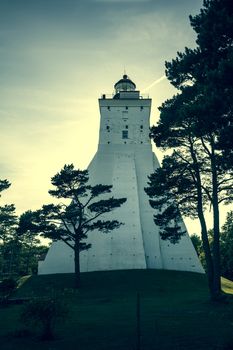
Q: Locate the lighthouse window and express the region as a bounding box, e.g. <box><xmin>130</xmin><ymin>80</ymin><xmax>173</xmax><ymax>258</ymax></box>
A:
<box><xmin>107</xmin><ymin>106</ymin><xmax>111</xmax><ymax>110</ymax></box>
<box><xmin>122</xmin><ymin>130</ymin><xmax>128</xmax><ymax>139</ymax></box>
<box><xmin>125</xmin><ymin>106</ymin><xmax>128</xmax><ymax>110</ymax></box>
<box><xmin>140</xmin><ymin>106</ymin><xmax>144</xmax><ymax>110</ymax></box>
<box><xmin>106</xmin><ymin>126</ymin><xmax>110</xmax><ymax>130</ymax></box>
<box><xmin>140</xmin><ymin>125</ymin><xmax>143</xmax><ymax>129</ymax></box>
<box><xmin>125</xmin><ymin>125</ymin><xmax>128</xmax><ymax>129</ymax></box>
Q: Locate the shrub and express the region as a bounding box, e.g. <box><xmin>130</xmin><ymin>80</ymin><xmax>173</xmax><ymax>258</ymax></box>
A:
<box><xmin>0</xmin><ymin>278</ymin><xmax>17</xmax><ymax>296</ymax></box>
<box><xmin>20</xmin><ymin>296</ymin><xmax>68</xmax><ymax>340</ymax></box>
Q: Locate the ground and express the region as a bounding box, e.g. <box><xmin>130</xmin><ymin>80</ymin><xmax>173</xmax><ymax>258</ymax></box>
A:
<box><xmin>0</xmin><ymin>270</ymin><xmax>233</xmax><ymax>350</ymax></box>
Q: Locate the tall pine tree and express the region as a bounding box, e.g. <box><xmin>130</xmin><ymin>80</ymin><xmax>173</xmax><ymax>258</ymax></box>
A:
<box><xmin>146</xmin><ymin>0</ymin><xmax>233</xmax><ymax>300</ymax></box>
<box><xmin>19</xmin><ymin>164</ymin><xmax>127</xmax><ymax>287</ymax></box>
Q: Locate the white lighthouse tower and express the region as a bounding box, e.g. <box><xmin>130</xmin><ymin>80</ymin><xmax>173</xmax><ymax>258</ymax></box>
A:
<box><xmin>38</xmin><ymin>75</ymin><xmax>204</xmax><ymax>274</ymax></box>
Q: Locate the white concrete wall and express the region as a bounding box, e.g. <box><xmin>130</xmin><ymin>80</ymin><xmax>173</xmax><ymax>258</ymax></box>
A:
<box><xmin>38</xmin><ymin>240</ymin><xmax>74</xmax><ymax>274</ymax></box>
<box><xmin>38</xmin><ymin>89</ymin><xmax>204</xmax><ymax>275</ymax></box>
<box><xmin>79</xmin><ymin>143</ymin><xmax>203</xmax><ymax>273</ymax></box>
<box><xmin>98</xmin><ymin>98</ymin><xmax>151</xmax><ymax>146</ymax></box>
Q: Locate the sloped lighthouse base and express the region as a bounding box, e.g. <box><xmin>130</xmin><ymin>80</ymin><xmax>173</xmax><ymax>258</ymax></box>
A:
<box><xmin>38</xmin><ymin>75</ymin><xmax>204</xmax><ymax>275</ymax></box>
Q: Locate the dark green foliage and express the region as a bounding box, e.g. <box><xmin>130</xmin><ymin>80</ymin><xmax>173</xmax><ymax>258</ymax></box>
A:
<box><xmin>190</xmin><ymin>233</ymin><xmax>207</xmax><ymax>269</ymax></box>
<box><xmin>0</xmin><ymin>180</ymin><xmax>17</xmax><ymax>241</ymax></box>
<box><xmin>165</xmin><ymin>0</ymin><xmax>233</xmax><ymax>156</ymax></box>
<box><xmin>0</xmin><ymin>204</ymin><xmax>18</xmax><ymax>275</ymax></box>
<box><xmin>1</xmin><ymin>270</ymin><xmax>233</xmax><ymax>349</ymax></box>
<box><xmin>0</xmin><ymin>213</ymin><xmax>48</xmax><ymax>277</ymax></box>
<box><xmin>0</xmin><ymin>235</ymin><xmax>18</xmax><ymax>276</ymax></box>
<box><xmin>220</xmin><ymin>212</ymin><xmax>233</xmax><ymax>280</ymax></box>
<box><xmin>190</xmin><ymin>234</ymin><xmax>203</xmax><ymax>257</ymax></box>
<box><xmin>0</xmin><ymin>204</ymin><xmax>18</xmax><ymax>241</ymax></box>
<box><xmin>0</xmin><ymin>179</ymin><xmax>10</xmax><ymax>195</ymax></box>
<box><xmin>0</xmin><ymin>179</ymin><xmax>19</xmax><ymax>277</ymax></box>
<box><xmin>191</xmin><ymin>213</ymin><xmax>233</xmax><ymax>282</ymax></box>
<box><xmin>0</xmin><ymin>278</ymin><xmax>17</xmax><ymax>296</ymax></box>
<box><xmin>18</xmin><ymin>164</ymin><xmax>127</xmax><ymax>287</ymax></box>
<box><xmin>0</xmin><ymin>235</ymin><xmax>48</xmax><ymax>277</ymax></box>
<box><xmin>146</xmin><ymin>0</ymin><xmax>233</xmax><ymax>300</ymax></box>
<box><xmin>145</xmin><ymin>152</ymin><xmax>206</xmax><ymax>243</ymax></box>
<box><xmin>21</xmin><ymin>295</ymin><xmax>68</xmax><ymax>340</ymax></box>
<box><xmin>0</xmin><ymin>183</ymin><xmax>48</xmax><ymax>278</ymax></box>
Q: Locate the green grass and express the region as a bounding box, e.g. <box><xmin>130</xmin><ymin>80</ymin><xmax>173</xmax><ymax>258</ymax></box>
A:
<box><xmin>1</xmin><ymin>270</ymin><xmax>233</xmax><ymax>350</ymax></box>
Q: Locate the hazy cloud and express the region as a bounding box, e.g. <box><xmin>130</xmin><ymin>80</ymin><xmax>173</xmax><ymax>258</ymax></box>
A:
<box><xmin>94</xmin><ymin>0</ymin><xmax>152</xmax><ymax>2</ymax></box>
<box><xmin>1</xmin><ymin>0</ymin><xmax>214</xmax><ymax>231</ymax></box>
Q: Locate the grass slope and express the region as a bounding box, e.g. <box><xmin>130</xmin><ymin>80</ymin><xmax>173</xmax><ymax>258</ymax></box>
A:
<box><xmin>1</xmin><ymin>270</ymin><xmax>233</xmax><ymax>350</ymax></box>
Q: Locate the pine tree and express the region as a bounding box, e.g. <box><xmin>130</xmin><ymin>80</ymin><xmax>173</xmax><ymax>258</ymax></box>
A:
<box><xmin>0</xmin><ymin>180</ymin><xmax>18</xmax><ymax>276</ymax></box>
<box><xmin>19</xmin><ymin>164</ymin><xmax>126</xmax><ymax>287</ymax></box>
<box><xmin>146</xmin><ymin>0</ymin><xmax>233</xmax><ymax>300</ymax></box>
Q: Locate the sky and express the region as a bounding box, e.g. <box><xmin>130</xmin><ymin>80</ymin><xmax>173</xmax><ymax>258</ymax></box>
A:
<box><xmin>1</xmin><ymin>0</ymin><xmax>224</xmax><ymax>235</ymax></box>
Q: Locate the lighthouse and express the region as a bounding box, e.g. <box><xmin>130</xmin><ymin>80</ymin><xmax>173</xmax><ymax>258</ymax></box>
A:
<box><xmin>38</xmin><ymin>75</ymin><xmax>204</xmax><ymax>274</ymax></box>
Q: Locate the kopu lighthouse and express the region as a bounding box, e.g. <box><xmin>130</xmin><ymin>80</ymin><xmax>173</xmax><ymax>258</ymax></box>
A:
<box><xmin>38</xmin><ymin>75</ymin><xmax>204</xmax><ymax>274</ymax></box>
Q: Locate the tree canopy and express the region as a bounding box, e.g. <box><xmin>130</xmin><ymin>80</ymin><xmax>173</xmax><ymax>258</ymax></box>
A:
<box><xmin>146</xmin><ymin>0</ymin><xmax>233</xmax><ymax>300</ymax></box>
<box><xmin>19</xmin><ymin>164</ymin><xmax>127</xmax><ymax>287</ymax></box>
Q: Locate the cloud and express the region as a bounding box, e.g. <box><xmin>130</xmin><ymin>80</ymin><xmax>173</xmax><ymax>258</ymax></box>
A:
<box><xmin>0</xmin><ymin>0</ymin><xmax>205</xmax><ymax>230</ymax></box>
<box><xmin>94</xmin><ymin>0</ymin><xmax>151</xmax><ymax>2</ymax></box>
<box><xmin>142</xmin><ymin>75</ymin><xmax>166</xmax><ymax>92</ymax></box>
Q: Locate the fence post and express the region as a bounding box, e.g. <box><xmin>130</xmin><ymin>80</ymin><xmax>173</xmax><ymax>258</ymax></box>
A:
<box><xmin>136</xmin><ymin>292</ymin><xmax>141</xmax><ymax>350</ymax></box>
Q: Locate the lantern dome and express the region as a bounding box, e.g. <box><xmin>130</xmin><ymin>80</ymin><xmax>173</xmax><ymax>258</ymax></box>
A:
<box><xmin>114</xmin><ymin>74</ymin><xmax>136</xmax><ymax>93</ymax></box>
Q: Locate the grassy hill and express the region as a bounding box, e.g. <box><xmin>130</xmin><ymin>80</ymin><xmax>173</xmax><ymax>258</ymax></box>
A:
<box><xmin>1</xmin><ymin>270</ymin><xmax>233</xmax><ymax>350</ymax></box>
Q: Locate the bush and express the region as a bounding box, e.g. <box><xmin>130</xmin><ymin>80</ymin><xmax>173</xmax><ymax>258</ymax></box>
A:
<box><xmin>0</xmin><ymin>278</ymin><xmax>17</xmax><ymax>295</ymax></box>
<box><xmin>20</xmin><ymin>296</ymin><xmax>68</xmax><ymax>340</ymax></box>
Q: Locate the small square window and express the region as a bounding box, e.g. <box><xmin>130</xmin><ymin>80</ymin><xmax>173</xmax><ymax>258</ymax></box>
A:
<box><xmin>125</xmin><ymin>125</ymin><xmax>128</xmax><ymax>129</ymax></box>
<box><xmin>107</xmin><ymin>106</ymin><xmax>111</xmax><ymax>110</ymax></box>
<box><xmin>122</xmin><ymin>130</ymin><xmax>128</xmax><ymax>139</ymax></box>
<box><xmin>106</xmin><ymin>126</ymin><xmax>110</xmax><ymax>130</ymax></box>
<box><xmin>140</xmin><ymin>125</ymin><xmax>143</xmax><ymax>129</ymax></box>
<box><xmin>140</xmin><ymin>106</ymin><xmax>144</xmax><ymax>110</ymax></box>
<box><xmin>125</xmin><ymin>106</ymin><xmax>128</xmax><ymax>110</ymax></box>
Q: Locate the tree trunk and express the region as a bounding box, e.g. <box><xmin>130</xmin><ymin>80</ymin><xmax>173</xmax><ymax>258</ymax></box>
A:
<box><xmin>210</xmin><ymin>140</ymin><xmax>222</xmax><ymax>300</ymax></box>
<box><xmin>190</xmin><ymin>139</ymin><xmax>215</xmax><ymax>298</ymax></box>
<box><xmin>74</xmin><ymin>240</ymin><xmax>81</xmax><ymax>288</ymax></box>
<box><xmin>26</xmin><ymin>239</ymin><xmax>33</xmax><ymax>275</ymax></box>
<box><xmin>196</xmin><ymin>178</ymin><xmax>215</xmax><ymax>298</ymax></box>
<box><xmin>199</xmin><ymin>209</ymin><xmax>215</xmax><ymax>298</ymax></box>
<box><xmin>136</xmin><ymin>292</ymin><xmax>141</xmax><ymax>350</ymax></box>
<box><xmin>9</xmin><ymin>245</ymin><xmax>14</xmax><ymax>277</ymax></box>
<box><xmin>42</xmin><ymin>319</ymin><xmax>54</xmax><ymax>341</ymax></box>
<box><xmin>0</xmin><ymin>240</ymin><xmax>7</xmax><ymax>276</ymax></box>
